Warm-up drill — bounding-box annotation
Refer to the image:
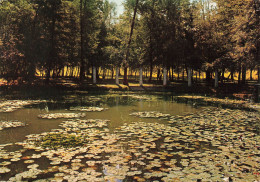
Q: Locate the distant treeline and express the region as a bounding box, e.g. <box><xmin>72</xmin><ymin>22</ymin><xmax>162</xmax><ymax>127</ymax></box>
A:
<box><xmin>0</xmin><ymin>0</ymin><xmax>259</xmax><ymax>85</ymax></box>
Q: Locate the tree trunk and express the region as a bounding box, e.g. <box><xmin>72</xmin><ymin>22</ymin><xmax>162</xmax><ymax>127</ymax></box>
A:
<box><xmin>177</xmin><ymin>67</ymin><xmax>180</xmax><ymax>80</ymax></box>
<box><xmin>206</xmin><ymin>70</ymin><xmax>211</xmax><ymax>85</ymax></box>
<box><xmin>46</xmin><ymin>12</ymin><xmax>57</xmax><ymax>84</ymax></box>
<box><xmin>241</xmin><ymin>65</ymin><xmax>246</xmax><ymax>84</ymax></box>
<box><xmin>79</xmin><ymin>0</ymin><xmax>86</xmax><ymax>82</ymax></box>
<box><xmin>149</xmin><ymin>62</ymin><xmax>153</xmax><ymax>82</ymax></box>
<box><xmin>238</xmin><ymin>66</ymin><xmax>242</xmax><ymax>84</ymax></box>
<box><xmin>231</xmin><ymin>69</ymin><xmax>234</xmax><ymax>81</ymax></box>
<box><xmin>97</xmin><ymin>67</ymin><xmax>100</xmax><ymax>80</ymax></box>
<box><xmin>46</xmin><ymin>67</ymin><xmax>51</xmax><ymax>84</ymax></box>
<box><xmin>214</xmin><ymin>69</ymin><xmax>218</xmax><ymax>88</ymax></box>
<box><xmin>188</xmin><ymin>67</ymin><xmax>192</xmax><ymax>87</ymax></box>
<box><xmin>123</xmin><ymin>67</ymin><xmax>128</xmax><ymax>85</ymax></box>
<box><xmin>139</xmin><ymin>67</ymin><xmax>143</xmax><ymax>86</ymax></box>
<box><xmin>93</xmin><ymin>66</ymin><xmax>96</xmax><ymax>84</ymax></box>
<box><xmin>61</xmin><ymin>67</ymin><xmax>64</xmax><ymax>77</ymax></box>
<box><xmin>70</xmin><ymin>67</ymin><xmax>73</xmax><ymax>77</ymax></box>
<box><xmin>111</xmin><ymin>67</ymin><xmax>114</xmax><ymax>79</ymax></box>
<box><xmin>250</xmin><ymin>68</ymin><xmax>253</xmax><ymax>81</ymax></box>
<box><xmin>171</xmin><ymin>66</ymin><xmax>174</xmax><ymax>81</ymax></box>
<box><xmin>102</xmin><ymin>68</ymin><xmax>107</xmax><ymax>80</ymax></box>
<box><xmin>221</xmin><ymin>68</ymin><xmax>225</xmax><ymax>84</ymax></box>
<box><xmin>192</xmin><ymin>69</ymin><xmax>194</xmax><ymax>82</ymax></box>
<box><xmin>163</xmin><ymin>67</ymin><xmax>167</xmax><ymax>86</ymax></box>
<box><xmin>182</xmin><ymin>67</ymin><xmax>185</xmax><ymax>81</ymax></box>
<box><xmin>168</xmin><ymin>69</ymin><xmax>171</xmax><ymax>81</ymax></box>
<box><xmin>157</xmin><ymin>68</ymin><xmax>160</xmax><ymax>81</ymax></box>
<box><xmin>123</xmin><ymin>0</ymin><xmax>139</xmax><ymax>85</ymax></box>
<box><xmin>75</xmin><ymin>67</ymin><xmax>79</xmax><ymax>78</ymax></box>
<box><xmin>116</xmin><ymin>67</ymin><xmax>119</xmax><ymax>84</ymax></box>
<box><xmin>258</xmin><ymin>67</ymin><xmax>260</xmax><ymax>84</ymax></box>
<box><xmin>66</xmin><ymin>66</ymin><xmax>69</xmax><ymax>77</ymax></box>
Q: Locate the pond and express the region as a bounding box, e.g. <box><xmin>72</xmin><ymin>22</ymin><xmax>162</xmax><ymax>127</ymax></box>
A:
<box><xmin>0</xmin><ymin>94</ymin><xmax>196</xmax><ymax>144</ymax></box>
<box><xmin>0</xmin><ymin>93</ymin><xmax>259</xmax><ymax>181</ymax></box>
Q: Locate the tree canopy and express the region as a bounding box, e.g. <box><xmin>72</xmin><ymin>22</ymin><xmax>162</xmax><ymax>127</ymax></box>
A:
<box><xmin>0</xmin><ymin>0</ymin><xmax>259</xmax><ymax>85</ymax></box>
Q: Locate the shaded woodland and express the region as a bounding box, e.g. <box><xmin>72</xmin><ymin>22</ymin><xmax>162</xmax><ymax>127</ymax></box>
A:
<box><xmin>0</xmin><ymin>0</ymin><xmax>259</xmax><ymax>87</ymax></box>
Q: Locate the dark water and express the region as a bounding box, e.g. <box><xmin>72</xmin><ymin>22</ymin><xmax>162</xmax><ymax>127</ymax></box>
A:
<box><xmin>0</xmin><ymin>94</ymin><xmax>198</xmax><ymax>145</ymax></box>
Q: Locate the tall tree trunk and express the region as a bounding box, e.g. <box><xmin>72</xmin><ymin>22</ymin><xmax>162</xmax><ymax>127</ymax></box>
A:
<box><xmin>115</xmin><ymin>67</ymin><xmax>119</xmax><ymax>84</ymax></box>
<box><xmin>111</xmin><ymin>67</ymin><xmax>114</xmax><ymax>79</ymax></box>
<box><xmin>163</xmin><ymin>67</ymin><xmax>167</xmax><ymax>86</ymax></box>
<box><xmin>93</xmin><ymin>66</ymin><xmax>96</xmax><ymax>84</ymax></box>
<box><xmin>192</xmin><ymin>69</ymin><xmax>194</xmax><ymax>82</ymax></box>
<box><xmin>168</xmin><ymin>69</ymin><xmax>171</xmax><ymax>81</ymax></box>
<box><xmin>149</xmin><ymin>61</ymin><xmax>153</xmax><ymax>82</ymax></box>
<box><xmin>123</xmin><ymin>0</ymin><xmax>139</xmax><ymax>85</ymax></box>
<box><xmin>102</xmin><ymin>68</ymin><xmax>106</xmax><ymax>79</ymax></box>
<box><xmin>188</xmin><ymin>67</ymin><xmax>192</xmax><ymax>87</ymax></box>
<box><xmin>123</xmin><ymin>67</ymin><xmax>128</xmax><ymax>85</ymax></box>
<box><xmin>258</xmin><ymin>67</ymin><xmax>260</xmax><ymax>84</ymax></box>
<box><xmin>182</xmin><ymin>67</ymin><xmax>185</xmax><ymax>81</ymax></box>
<box><xmin>157</xmin><ymin>68</ymin><xmax>160</xmax><ymax>81</ymax></box>
<box><xmin>79</xmin><ymin>0</ymin><xmax>86</xmax><ymax>82</ymax></box>
<box><xmin>238</xmin><ymin>66</ymin><xmax>242</xmax><ymax>84</ymax></box>
<box><xmin>171</xmin><ymin>66</ymin><xmax>174</xmax><ymax>81</ymax></box>
<box><xmin>46</xmin><ymin>14</ymin><xmax>56</xmax><ymax>84</ymax></box>
<box><xmin>177</xmin><ymin>67</ymin><xmax>180</xmax><ymax>80</ymax></box>
<box><xmin>148</xmin><ymin>2</ymin><xmax>154</xmax><ymax>83</ymax></box>
<box><xmin>250</xmin><ymin>68</ymin><xmax>253</xmax><ymax>81</ymax></box>
<box><xmin>65</xmin><ymin>66</ymin><xmax>69</xmax><ymax>77</ymax></box>
<box><xmin>206</xmin><ymin>70</ymin><xmax>211</xmax><ymax>85</ymax></box>
<box><xmin>27</xmin><ymin>9</ymin><xmax>39</xmax><ymax>81</ymax></box>
<box><xmin>231</xmin><ymin>69</ymin><xmax>234</xmax><ymax>81</ymax></box>
<box><xmin>75</xmin><ymin>67</ymin><xmax>79</xmax><ymax>78</ymax></box>
<box><xmin>61</xmin><ymin>67</ymin><xmax>64</xmax><ymax>77</ymax></box>
<box><xmin>96</xmin><ymin>67</ymin><xmax>100</xmax><ymax>81</ymax></box>
<box><xmin>241</xmin><ymin>65</ymin><xmax>246</xmax><ymax>84</ymax></box>
<box><xmin>139</xmin><ymin>67</ymin><xmax>143</xmax><ymax>86</ymax></box>
<box><xmin>214</xmin><ymin>69</ymin><xmax>218</xmax><ymax>88</ymax></box>
<box><xmin>221</xmin><ymin>68</ymin><xmax>225</xmax><ymax>84</ymax></box>
<box><xmin>69</xmin><ymin>67</ymin><xmax>73</xmax><ymax>77</ymax></box>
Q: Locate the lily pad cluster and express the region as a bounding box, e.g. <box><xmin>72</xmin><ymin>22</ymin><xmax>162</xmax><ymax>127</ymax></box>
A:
<box><xmin>61</xmin><ymin>119</ymin><xmax>110</xmax><ymax>130</ymax></box>
<box><xmin>174</xmin><ymin>95</ymin><xmax>259</xmax><ymax>111</ymax></box>
<box><xmin>0</xmin><ymin>120</ymin><xmax>26</xmax><ymax>131</ymax></box>
<box><xmin>0</xmin><ymin>100</ymin><xmax>43</xmax><ymax>112</ymax></box>
<box><xmin>70</xmin><ymin>107</ymin><xmax>107</xmax><ymax>112</ymax></box>
<box><xmin>0</xmin><ymin>102</ymin><xmax>259</xmax><ymax>181</ymax></box>
<box><xmin>130</xmin><ymin>111</ymin><xmax>171</xmax><ymax>119</ymax></box>
<box><xmin>38</xmin><ymin>113</ymin><xmax>86</xmax><ymax>119</ymax></box>
<box><xmin>39</xmin><ymin>133</ymin><xmax>86</xmax><ymax>149</ymax></box>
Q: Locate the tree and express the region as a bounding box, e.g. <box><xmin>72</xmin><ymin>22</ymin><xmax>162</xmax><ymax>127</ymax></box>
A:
<box><xmin>123</xmin><ymin>0</ymin><xmax>139</xmax><ymax>85</ymax></box>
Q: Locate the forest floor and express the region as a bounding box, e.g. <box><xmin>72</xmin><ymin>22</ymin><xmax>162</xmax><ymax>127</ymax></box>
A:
<box><xmin>0</xmin><ymin>77</ymin><xmax>258</xmax><ymax>101</ymax></box>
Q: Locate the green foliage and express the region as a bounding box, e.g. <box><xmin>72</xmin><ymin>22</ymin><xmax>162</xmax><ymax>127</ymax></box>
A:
<box><xmin>39</xmin><ymin>133</ymin><xmax>86</xmax><ymax>149</ymax></box>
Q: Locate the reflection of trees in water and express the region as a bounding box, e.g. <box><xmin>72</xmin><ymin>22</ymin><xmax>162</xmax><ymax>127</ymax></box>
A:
<box><xmin>28</xmin><ymin>93</ymin><xmax>159</xmax><ymax>111</ymax></box>
<box><xmin>103</xmin><ymin>96</ymin><xmax>137</xmax><ymax>107</ymax></box>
